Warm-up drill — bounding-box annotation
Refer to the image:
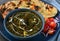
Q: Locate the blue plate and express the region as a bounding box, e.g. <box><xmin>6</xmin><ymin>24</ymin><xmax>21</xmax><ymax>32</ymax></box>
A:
<box><xmin>0</xmin><ymin>0</ymin><xmax>60</xmax><ymax>41</ymax></box>
<box><xmin>0</xmin><ymin>10</ymin><xmax>60</xmax><ymax>41</ymax></box>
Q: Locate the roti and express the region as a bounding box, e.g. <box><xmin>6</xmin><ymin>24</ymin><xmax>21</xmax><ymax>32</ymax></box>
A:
<box><xmin>0</xmin><ymin>0</ymin><xmax>57</xmax><ymax>18</ymax></box>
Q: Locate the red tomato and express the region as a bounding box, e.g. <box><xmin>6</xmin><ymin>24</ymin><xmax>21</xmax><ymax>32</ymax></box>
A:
<box><xmin>49</xmin><ymin>21</ymin><xmax>56</xmax><ymax>29</ymax></box>
<box><xmin>43</xmin><ymin>23</ymin><xmax>49</xmax><ymax>33</ymax></box>
<box><xmin>43</xmin><ymin>17</ymin><xmax>57</xmax><ymax>35</ymax></box>
<box><xmin>45</xmin><ymin>17</ymin><xmax>56</xmax><ymax>29</ymax></box>
<box><xmin>45</xmin><ymin>18</ymin><xmax>50</xmax><ymax>24</ymax></box>
<box><xmin>49</xmin><ymin>18</ymin><xmax>54</xmax><ymax>21</ymax></box>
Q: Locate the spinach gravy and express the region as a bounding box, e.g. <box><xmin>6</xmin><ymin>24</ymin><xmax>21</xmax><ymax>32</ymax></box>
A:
<box><xmin>6</xmin><ymin>11</ymin><xmax>42</xmax><ymax>37</ymax></box>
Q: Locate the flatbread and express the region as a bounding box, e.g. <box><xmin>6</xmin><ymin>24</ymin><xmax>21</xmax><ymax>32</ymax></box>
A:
<box><xmin>0</xmin><ymin>0</ymin><xmax>57</xmax><ymax>18</ymax></box>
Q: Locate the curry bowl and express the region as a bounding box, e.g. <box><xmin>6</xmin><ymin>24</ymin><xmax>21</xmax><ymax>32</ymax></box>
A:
<box><xmin>4</xmin><ymin>8</ymin><xmax>44</xmax><ymax>39</ymax></box>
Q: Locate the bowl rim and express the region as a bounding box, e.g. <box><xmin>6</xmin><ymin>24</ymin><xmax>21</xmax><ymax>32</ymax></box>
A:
<box><xmin>4</xmin><ymin>8</ymin><xmax>45</xmax><ymax>39</ymax></box>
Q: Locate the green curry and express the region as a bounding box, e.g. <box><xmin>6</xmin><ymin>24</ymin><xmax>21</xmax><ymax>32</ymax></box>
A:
<box><xmin>6</xmin><ymin>11</ymin><xmax>42</xmax><ymax>37</ymax></box>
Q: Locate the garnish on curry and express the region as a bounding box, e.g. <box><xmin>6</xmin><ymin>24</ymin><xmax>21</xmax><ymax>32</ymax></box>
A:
<box><xmin>6</xmin><ymin>11</ymin><xmax>42</xmax><ymax>37</ymax></box>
